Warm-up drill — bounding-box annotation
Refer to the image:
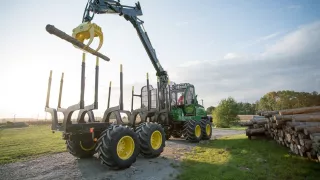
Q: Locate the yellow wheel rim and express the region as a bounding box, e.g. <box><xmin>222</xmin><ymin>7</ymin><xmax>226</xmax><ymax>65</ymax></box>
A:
<box><xmin>151</xmin><ymin>130</ymin><xmax>162</xmax><ymax>150</ymax></box>
<box><xmin>206</xmin><ymin>124</ymin><xmax>211</xmax><ymax>135</ymax></box>
<box><xmin>195</xmin><ymin>125</ymin><xmax>201</xmax><ymax>138</ymax></box>
<box><xmin>79</xmin><ymin>141</ymin><xmax>96</xmax><ymax>151</ymax></box>
<box><xmin>117</xmin><ymin>136</ymin><xmax>135</xmax><ymax>160</ymax></box>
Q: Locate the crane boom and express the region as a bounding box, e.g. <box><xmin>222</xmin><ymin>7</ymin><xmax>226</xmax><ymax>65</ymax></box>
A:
<box><xmin>83</xmin><ymin>0</ymin><xmax>169</xmax><ymax>109</ymax></box>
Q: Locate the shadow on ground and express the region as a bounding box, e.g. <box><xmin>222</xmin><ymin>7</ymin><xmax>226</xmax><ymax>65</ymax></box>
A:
<box><xmin>76</xmin><ymin>154</ymin><xmax>179</xmax><ymax>180</ymax></box>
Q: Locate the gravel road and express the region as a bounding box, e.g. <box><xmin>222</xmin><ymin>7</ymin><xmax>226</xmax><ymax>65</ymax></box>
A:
<box><xmin>0</xmin><ymin>128</ymin><xmax>244</xmax><ymax>180</ymax></box>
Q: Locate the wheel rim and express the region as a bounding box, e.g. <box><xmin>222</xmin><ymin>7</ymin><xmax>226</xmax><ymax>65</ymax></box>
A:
<box><xmin>195</xmin><ymin>125</ymin><xmax>201</xmax><ymax>138</ymax></box>
<box><xmin>206</xmin><ymin>124</ymin><xmax>211</xmax><ymax>135</ymax></box>
<box><xmin>79</xmin><ymin>141</ymin><xmax>96</xmax><ymax>151</ymax></box>
<box><xmin>151</xmin><ymin>130</ymin><xmax>162</xmax><ymax>150</ymax></box>
<box><xmin>117</xmin><ymin>136</ymin><xmax>135</xmax><ymax>160</ymax></box>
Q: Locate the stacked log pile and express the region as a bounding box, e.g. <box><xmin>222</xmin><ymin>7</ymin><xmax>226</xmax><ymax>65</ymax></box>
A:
<box><xmin>242</xmin><ymin>116</ymin><xmax>269</xmax><ymax>137</ymax></box>
<box><xmin>240</xmin><ymin>106</ymin><xmax>320</xmax><ymax>162</ymax></box>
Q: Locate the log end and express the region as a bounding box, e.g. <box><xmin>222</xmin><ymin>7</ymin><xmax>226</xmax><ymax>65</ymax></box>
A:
<box><xmin>46</xmin><ymin>24</ymin><xmax>55</xmax><ymax>34</ymax></box>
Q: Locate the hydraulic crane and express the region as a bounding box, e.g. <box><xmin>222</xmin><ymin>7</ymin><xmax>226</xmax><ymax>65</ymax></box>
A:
<box><xmin>75</xmin><ymin>0</ymin><xmax>169</xmax><ymax>111</ymax></box>
<box><xmin>73</xmin><ymin>1</ymin><xmax>212</xmax><ymax>142</ymax></box>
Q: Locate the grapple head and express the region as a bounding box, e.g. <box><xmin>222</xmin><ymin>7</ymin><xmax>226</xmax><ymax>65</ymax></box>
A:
<box><xmin>72</xmin><ymin>22</ymin><xmax>103</xmax><ymax>52</ymax></box>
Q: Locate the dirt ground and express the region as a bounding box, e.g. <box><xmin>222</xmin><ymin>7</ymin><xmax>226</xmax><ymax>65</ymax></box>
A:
<box><xmin>0</xmin><ymin>128</ymin><xmax>244</xmax><ymax>180</ymax></box>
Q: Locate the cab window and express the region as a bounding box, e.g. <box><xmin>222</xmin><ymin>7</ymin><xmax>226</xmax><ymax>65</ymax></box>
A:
<box><xmin>186</xmin><ymin>87</ymin><xmax>194</xmax><ymax>104</ymax></box>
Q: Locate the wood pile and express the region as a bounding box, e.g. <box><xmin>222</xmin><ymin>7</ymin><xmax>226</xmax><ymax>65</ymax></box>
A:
<box><xmin>241</xmin><ymin>106</ymin><xmax>320</xmax><ymax>162</ymax></box>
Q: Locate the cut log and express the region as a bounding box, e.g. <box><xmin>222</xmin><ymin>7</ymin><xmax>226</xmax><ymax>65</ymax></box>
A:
<box><xmin>285</xmin><ymin>121</ymin><xmax>320</xmax><ymax>127</ymax></box>
<box><xmin>256</xmin><ymin>120</ymin><xmax>268</xmax><ymax>125</ymax></box>
<box><xmin>276</xmin><ymin>114</ymin><xmax>320</xmax><ymax>124</ymax></box>
<box><xmin>294</xmin><ymin>123</ymin><xmax>320</xmax><ymax>131</ymax></box>
<box><xmin>277</xmin><ymin>112</ymin><xmax>320</xmax><ymax>120</ymax></box>
<box><xmin>311</xmin><ymin>136</ymin><xmax>320</xmax><ymax>142</ymax></box>
<box><xmin>293</xmin><ymin>144</ymin><xmax>299</xmax><ymax>154</ymax></box>
<box><xmin>292</xmin><ymin>136</ymin><xmax>299</xmax><ymax>144</ymax></box>
<box><xmin>253</xmin><ymin>124</ymin><xmax>260</xmax><ymax>129</ymax></box>
<box><xmin>298</xmin><ymin>149</ymin><xmax>305</xmax><ymax>157</ymax></box>
<box><xmin>252</xmin><ymin>116</ymin><xmax>267</xmax><ymax>119</ymax></box>
<box><xmin>304</xmin><ymin>140</ymin><xmax>313</xmax><ymax>150</ymax></box>
<box><xmin>262</xmin><ymin>111</ymin><xmax>279</xmax><ymax>117</ymax></box>
<box><xmin>285</xmin><ymin>133</ymin><xmax>292</xmax><ymax>142</ymax></box>
<box><xmin>310</xmin><ymin>133</ymin><xmax>320</xmax><ymax>140</ymax></box>
<box><xmin>276</xmin><ymin>120</ymin><xmax>288</xmax><ymax>125</ymax></box>
<box><xmin>311</xmin><ymin>143</ymin><xmax>320</xmax><ymax>152</ymax></box>
<box><xmin>290</xmin><ymin>143</ymin><xmax>294</xmax><ymax>152</ymax></box>
<box><xmin>279</xmin><ymin>106</ymin><xmax>320</xmax><ymax>116</ymax></box>
<box><xmin>292</xmin><ymin>114</ymin><xmax>320</xmax><ymax>122</ymax></box>
<box><xmin>279</xmin><ymin>130</ymin><xmax>284</xmax><ymax>138</ymax></box>
<box><xmin>273</xmin><ymin>114</ymin><xmax>293</xmax><ymax>121</ymax></box>
<box><xmin>297</xmin><ymin>133</ymin><xmax>307</xmax><ymax>140</ymax></box>
<box><xmin>271</xmin><ymin>123</ymin><xmax>276</xmax><ymax>129</ymax></box>
<box><xmin>251</xmin><ymin>118</ymin><xmax>268</xmax><ymax>123</ymax></box>
<box><xmin>270</xmin><ymin>119</ymin><xmax>276</xmax><ymax>123</ymax></box>
<box><xmin>247</xmin><ymin>128</ymin><xmax>265</xmax><ymax>135</ymax></box>
<box><xmin>45</xmin><ymin>24</ymin><xmax>110</xmax><ymax>61</ymax></box>
<box><xmin>304</xmin><ymin>127</ymin><xmax>320</xmax><ymax>135</ymax></box>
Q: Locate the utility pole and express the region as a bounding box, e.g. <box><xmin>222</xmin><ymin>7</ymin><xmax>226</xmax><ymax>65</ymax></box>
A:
<box><xmin>201</xmin><ymin>99</ymin><xmax>203</xmax><ymax>106</ymax></box>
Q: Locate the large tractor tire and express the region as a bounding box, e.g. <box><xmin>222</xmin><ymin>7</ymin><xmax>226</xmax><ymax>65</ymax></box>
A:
<box><xmin>136</xmin><ymin>122</ymin><xmax>166</xmax><ymax>158</ymax></box>
<box><xmin>182</xmin><ymin>120</ymin><xmax>202</xmax><ymax>142</ymax></box>
<box><xmin>66</xmin><ymin>139</ymin><xmax>96</xmax><ymax>158</ymax></box>
<box><xmin>201</xmin><ymin>119</ymin><xmax>212</xmax><ymax>140</ymax></box>
<box><xmin>96</xmin><ymin>125</ymin><xmax>140</xmax><ymax>170</ymax></box>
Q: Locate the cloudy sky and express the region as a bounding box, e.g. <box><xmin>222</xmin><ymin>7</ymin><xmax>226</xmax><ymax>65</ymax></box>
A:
<box><xmin>0</xmin><ymin>0</ymin><xmax>319</xmax><ymax>119</ymax></box>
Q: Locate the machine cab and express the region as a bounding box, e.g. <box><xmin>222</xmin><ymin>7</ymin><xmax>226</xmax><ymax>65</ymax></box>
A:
<box><xmin>171</xmin><ymin>83</ymin><xmax>198</xmax><ymax>115</ymax></box>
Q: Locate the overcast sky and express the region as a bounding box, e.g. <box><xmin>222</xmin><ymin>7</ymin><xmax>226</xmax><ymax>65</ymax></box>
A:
<box><xmin>0</xmin><ymin>0</ymin><xmax>319</xmax><ymax>119</ymax></box>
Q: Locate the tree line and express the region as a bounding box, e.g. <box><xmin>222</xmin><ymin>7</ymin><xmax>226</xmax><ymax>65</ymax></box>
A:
<box><xmin>207</xmin><ymin>90</ymin><xmax>320</xmax><ymax>128</ymax></box>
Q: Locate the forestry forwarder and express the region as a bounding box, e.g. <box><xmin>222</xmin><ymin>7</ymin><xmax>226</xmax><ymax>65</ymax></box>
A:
<box><xmin>74</xmin><ymin>0</ymin><xmax>212</xmax><ymax>141</ymax></box>
<box><xmin>45</xmin><ymin>0</ymin><xmax>212</xmax><ymax>170</ymax></box>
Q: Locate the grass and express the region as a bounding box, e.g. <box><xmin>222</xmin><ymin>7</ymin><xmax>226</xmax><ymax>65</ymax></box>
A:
<box><xmin>213</xmin><ymin>125</ymin><xmax>246</xmax><ymax>130</ymax></box>
<box><xmin>0</xmin><ymin>124</ymin><xmax>66</xmax><ymax>164</ymax></box>
<box><xmin>177</xmin><ymin>134</ymin><xmax>320</xmax><ymax>180</ymax></box>
<box><xmin>1</xmin><ymin>124</ymin><xmax>319</xmax><ymax>180</ymax></box>
<box><xmin>220</xmin><ymin>125</ymin><xmax>246</xmax><ymax>130</ymax></box>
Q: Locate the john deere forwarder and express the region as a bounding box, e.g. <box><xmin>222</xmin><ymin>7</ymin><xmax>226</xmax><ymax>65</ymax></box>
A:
<box><xmin>45</xmin><ymin>0</ymin><xmax>212</xmax><ymax>170</ymax></box>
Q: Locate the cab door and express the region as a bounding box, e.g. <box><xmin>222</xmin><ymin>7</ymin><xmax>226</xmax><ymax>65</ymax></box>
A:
<box><xmin>184</xmin><ymin>85</ymin><xmax>196</xmax><ymax>116</ymax></box>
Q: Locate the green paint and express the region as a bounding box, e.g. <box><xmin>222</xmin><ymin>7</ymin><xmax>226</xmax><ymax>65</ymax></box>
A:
<box><xmin>184</xmin><ymin>105</ymin><xmax>194</xmax><ymax>114</ymax></box>
<box><xmin>169</xmin><ymin>83</ymin><xmax>208</xmax><ymax>122</ymax></box>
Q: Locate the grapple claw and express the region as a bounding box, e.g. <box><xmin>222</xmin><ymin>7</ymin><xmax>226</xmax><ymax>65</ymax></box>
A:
<box><xmin>72</xmin><ymin>22</ymin><xmax>103</xmax><ymax>52</ymax></box>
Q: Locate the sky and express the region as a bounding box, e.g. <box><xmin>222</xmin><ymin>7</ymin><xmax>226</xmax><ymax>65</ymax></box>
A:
<box><xmin>0</xmin><ymin>0</ymin><xmax>320</xmax><ymax>119</ymax></box>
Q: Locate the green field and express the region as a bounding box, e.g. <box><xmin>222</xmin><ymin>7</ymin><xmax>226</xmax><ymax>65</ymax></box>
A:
<box><xmin>177</xmin><ymin>134</ymin><xmax>320</xmax><ymax>180</ymax></box>
<box><xmin>0</xmin><ymin>124</ymin><xmax>66</xmax><ymax>164</ymax></box>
